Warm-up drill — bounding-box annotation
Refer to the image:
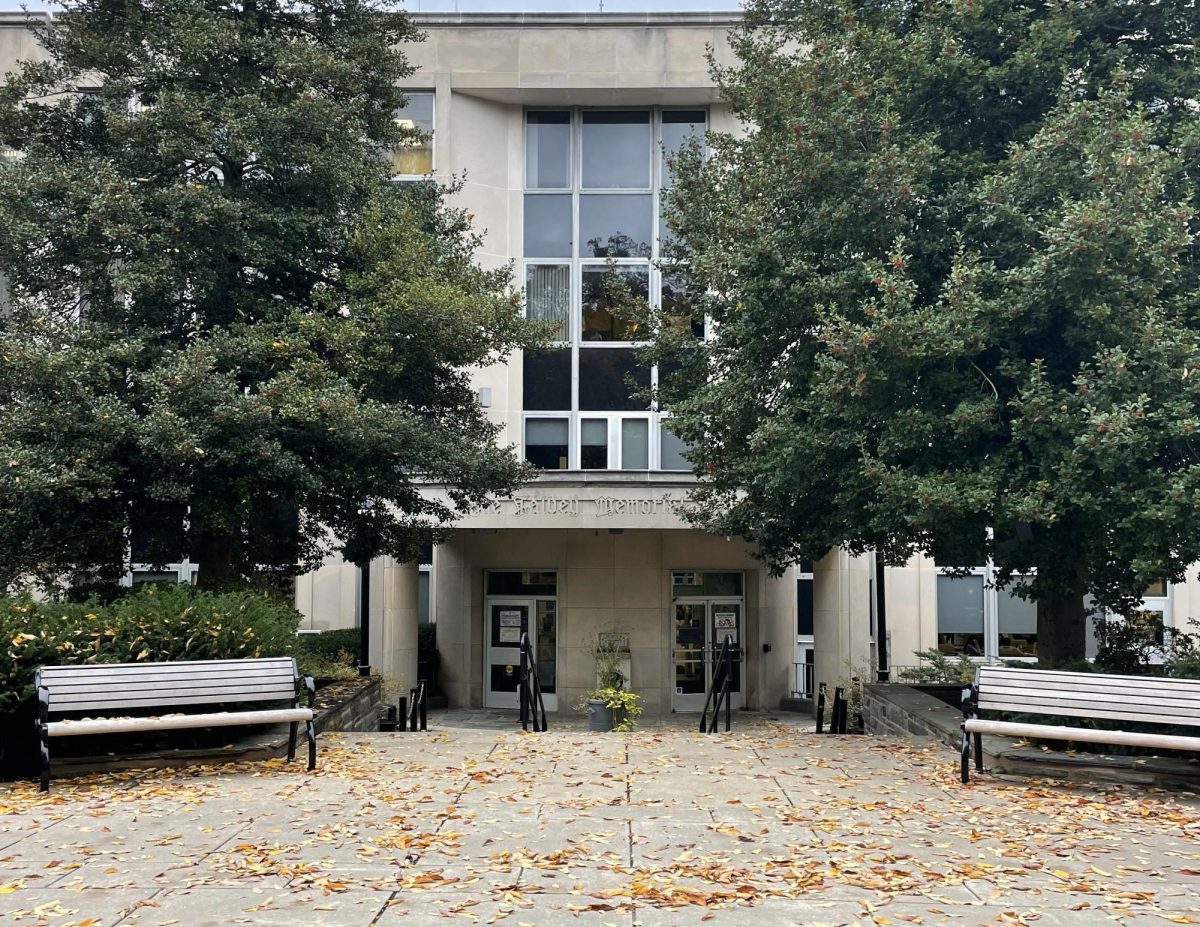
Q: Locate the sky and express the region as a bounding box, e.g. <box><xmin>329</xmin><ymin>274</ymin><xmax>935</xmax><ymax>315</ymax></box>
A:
<box><xmin>0</xmin><ymin>1</ymin><xmax>745</xmax><ymax>12</ymax></box>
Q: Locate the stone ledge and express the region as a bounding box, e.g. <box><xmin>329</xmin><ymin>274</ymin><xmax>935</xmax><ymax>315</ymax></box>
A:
<box><xmin>863</xmin><ymin>683</ymin><xmax>1200</xmax><ymax>791</ymax></box>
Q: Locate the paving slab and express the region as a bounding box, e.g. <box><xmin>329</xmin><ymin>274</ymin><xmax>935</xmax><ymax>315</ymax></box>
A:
<box><xmin>2</xmin><ymin>723</ymin><xmax>1198</xmax><ymax>926</ymax></box>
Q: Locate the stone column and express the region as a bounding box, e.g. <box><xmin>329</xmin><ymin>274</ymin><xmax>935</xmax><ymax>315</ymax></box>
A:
<box><xmin>432</xmin><ymin>535</ymin><xmax>471</xmax><ymax>709</ymax></box>
<box><xmin>368</xmin><ymin>556</ymin><xmax>420</xmax><ymax>695</ymax></box>
<box><xmin>812</xmin><ymin>549</ymin><xmax>873</xmax><ymax>709</ymax></box>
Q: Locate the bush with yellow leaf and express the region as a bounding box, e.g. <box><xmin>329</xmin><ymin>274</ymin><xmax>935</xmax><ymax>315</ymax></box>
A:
<box><xmin>1</xmin><ymin>583</ymin><xmax>301</xmax><ymax>717</ymax></box>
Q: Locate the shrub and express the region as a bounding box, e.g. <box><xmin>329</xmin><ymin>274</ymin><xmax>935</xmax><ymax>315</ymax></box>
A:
<box><xmin>1094</xmin><ymin>615</ymin><xmax>1200</xmax><ymax>679</ymax></box>
<box><xmin>1</xmin><ymin>584</ymin><xmax>301</xmax><ymax>716</ymax></box>
<box><xmin>293</xmin><ymin>627</ymin><xmax>360</xmax><ymax>680</ymax></box>
<box><xmin>899</xmin><ymin>648</ymin><xmax>976</xmax><ymax>684</ymax></box>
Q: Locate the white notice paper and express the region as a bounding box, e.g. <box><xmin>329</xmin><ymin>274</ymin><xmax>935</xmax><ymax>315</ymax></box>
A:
<box><xmin>498</xmin><ymin>610</ymin><xmax>523</xmax><ymax>643</ymax></box>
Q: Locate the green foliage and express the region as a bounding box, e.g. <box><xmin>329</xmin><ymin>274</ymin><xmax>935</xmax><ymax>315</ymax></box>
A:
<box><xmin>1094</xmin><ymin>616</ymin><xmax>1200</xmax><ymax>680</ymax></box>
<box><xmin>649</xmin><ymin>0</ymin><xmax>1200</xmax><ymax>664</ymax></box>
<box><xmin>580</xmin><ymin>687</ymin><xmax>644</xmax><ymax>733</ymax></box>
<box><xmin>1</xmin><ymin>584</ymin><xmax>301</xmax><ymax>716</ymax></box>
<box><xmin>577</xmin><ymin>635</ymin><xmax>641</xmax><ymax>730</ymax></box>
<box><xmin>0</xmin><ymin>0</ymin><xmax>541</xmax><ymax>592</ymax></box>
<box><xmin>899</xmin><ymin>649</ymin><xmax>977</xmax><ymax>685</ymax></box>
<box><xmin>293</xmin><ymin>627</ymin><xmax>360</xmax><ymax>680</ymax></box>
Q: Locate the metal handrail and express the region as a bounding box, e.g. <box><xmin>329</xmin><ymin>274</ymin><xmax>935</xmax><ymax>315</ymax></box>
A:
<box><xmin>791</xmin><ymin>661</ymin><xmax>816</xmax><ymax>699</ymax></box>
<box><xmin>699</xmin><ymin>634</ymin><xmax>734</xmax><ymax>733</ymax></box>
<box><xmin>408</xmin><ymin>679</ymin><xmax>428</xmax><ymax>731</ymax></box>
<box><xmin>519</xmin><ymin>632</ymin><xmax>549</xmax><ymax>732</ymax></box>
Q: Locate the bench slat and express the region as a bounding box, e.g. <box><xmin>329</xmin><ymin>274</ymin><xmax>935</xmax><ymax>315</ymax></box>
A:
<box><xmin>974</xmin><ymin>698</ymin><xmax>1199</xmax><ymax>728</ymax></box>
<box><xmin>978</xmin><ymin>685</ymin><xmax>1200</xmax><ymax>716</ymax></box>
<box><xmin>975</xmin><ymin>666</ymin><xmax>1200</xmax><ymax>693</ymax></box>
<box><xmin>48</xmin><ymin>677</ymin><xmax>297</xmax><ymax>691</ymax></box>
<box><xmin>964</xmin><ymin>718</ymin><xmax>1200</xmax><ymax>752</ymax></box>
<box><xmin>42</xmin><ymin>667</ymin><xmax>297</xmax><ymax>686</ymax></box>
<box><xmin>48</xmin><ymin>685</ymin><xmax>299</xmax><ymax>713</ymax></box>
<box><xmin>45</xmin><ymin>707</ymin><xmax>314</xmax><ymax>738</ymax></box>
<box><xmin>46</xmin><ymin>686</ymin><xmax>298</xmax><ymax>707</ymax></box>
<box><xmin>977</xmin><ymin>679</ymin><xmax>1200</xmax><ymax>702</ymax></box>
<box><xmin>40</xmin><ymin>657</ymin><xmax>295</xmax><ymax>673</ymax></box>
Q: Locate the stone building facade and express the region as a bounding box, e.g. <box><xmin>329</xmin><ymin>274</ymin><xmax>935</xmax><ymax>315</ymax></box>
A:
<box><xmin>4</xmin><ymin>6</ymin><xmax>1196</xmax><ymax>717</ymax></box>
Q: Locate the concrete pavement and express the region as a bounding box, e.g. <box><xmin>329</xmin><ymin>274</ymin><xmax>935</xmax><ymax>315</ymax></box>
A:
<box><xmin>1</xmin><ymin>718</ymin><xmax>1198</xmax><ymax>926</ymax></box>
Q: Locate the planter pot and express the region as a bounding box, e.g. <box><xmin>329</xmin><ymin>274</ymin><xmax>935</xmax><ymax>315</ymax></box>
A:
<box><xmin>586</xmin><ymin>699</ymin><xmax>626</xmax><ymax>733</ymax></box>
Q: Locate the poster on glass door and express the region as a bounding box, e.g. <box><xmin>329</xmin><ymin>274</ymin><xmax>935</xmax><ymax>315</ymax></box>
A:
<box><xmin>498</xmin><ymin>611</ymin><xmax>523</xmax><ymax>644</ymax></box>
<box><xmin>714</xmin><ymin>612</ymin><xmax>737</xmax><ymax>644</ymax></box>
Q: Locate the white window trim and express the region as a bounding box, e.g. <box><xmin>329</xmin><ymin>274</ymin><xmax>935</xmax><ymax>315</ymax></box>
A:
<box><xmin>122</xmin><ymin>559</ymin><xmax>198</xmax><ymax>588</ymax></box>
<box><xmin>390</xmin><ymin>89</ymin><xmax>435</xmax><ymax>181</ymax></box>
<box><xmin>934</xmin><ymin>563</ymin><xmax>1027</xmax><ymax>663</ymax></box>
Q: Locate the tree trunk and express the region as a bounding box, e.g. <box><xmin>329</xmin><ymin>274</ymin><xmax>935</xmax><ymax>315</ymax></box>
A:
<box><xmin>192</xmin><ymin>529</ymin><xmax>238</xmax><ymax>590</ymax></box>
<box><xmin>1035</xmin><ymin>562</ymin><xmax>1087</xmax><ymax>667</ymax></box>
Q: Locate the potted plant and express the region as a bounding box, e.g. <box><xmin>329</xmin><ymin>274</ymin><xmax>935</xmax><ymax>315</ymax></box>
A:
<box><xmin>583</xmin><ymin>686</ymin><xmax>643</xmax><ymax>732</ymax></box>
<box><xmin>580</xmin><ymin>634</ymin><xmax>642</xmax><ymax>732</ymax></box>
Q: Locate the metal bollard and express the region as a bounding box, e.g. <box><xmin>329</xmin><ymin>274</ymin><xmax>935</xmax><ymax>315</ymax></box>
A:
<box><xmin>816</xmin><ymin>682</ymin><xmax>827</xmax><ymax>734</ymax></box>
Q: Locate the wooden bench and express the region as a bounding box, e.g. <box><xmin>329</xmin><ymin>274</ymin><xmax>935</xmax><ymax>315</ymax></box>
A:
<box><xmin>35</xmin><ymin>657</ymin><xmax>316</xmax><ymax>791</ymax></box>
<box><xmin>960</xmin><ymin>665</ymin><xmax>1200</xmax><ymax>783</ymax></box>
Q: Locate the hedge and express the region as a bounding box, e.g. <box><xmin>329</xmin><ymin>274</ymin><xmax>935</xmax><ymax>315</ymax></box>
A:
<box><xmin>2</xmin><ymin>584</ymin><xmax>302</xmax><ymax>717</ymax></box>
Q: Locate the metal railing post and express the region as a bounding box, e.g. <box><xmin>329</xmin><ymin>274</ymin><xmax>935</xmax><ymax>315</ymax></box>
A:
<box><xmin>723</xmin><ymin>635</ymin><xmax>732</xmax><ymax>733</ymax></box>
<box><xmin>815</xmin><ymin>682</ymin><xmax>826</xmax><ymax>733</ymax></box>
<box><xmin>519</xmin><ymin>633</ymin><xmax>530</xmax><ymax>732</ymax></box>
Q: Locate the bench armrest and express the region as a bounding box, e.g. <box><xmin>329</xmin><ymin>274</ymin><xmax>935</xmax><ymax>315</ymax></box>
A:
<box><xmin>303</xmin><ymin>675</ymin><xmax>316</xmax><ymax>710</ymax></box>
<box><xmin>35</xmin><ymin>685</ymin><xmax>49</xmax><ymax>735</ymax></box>
<box><xmin>960</xmin><ymin>683</ymin><xmax>977</xmax><ymax>721</ymax></box>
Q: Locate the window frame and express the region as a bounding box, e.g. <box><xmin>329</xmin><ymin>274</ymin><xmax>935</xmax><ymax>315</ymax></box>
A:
<box><xmin>521</xmin><ymin>106</ymin><xmax>707</xmax><ymax>472</ymax></box>
<box><xmin>390</xmin><ymin>89</ymin><xmax>436</xmax><ymax>181</ymax></box>
<box><xmin>522</xmin><ymin>412</ymin><xmax>573</xmax><ymax>471</ymax></box>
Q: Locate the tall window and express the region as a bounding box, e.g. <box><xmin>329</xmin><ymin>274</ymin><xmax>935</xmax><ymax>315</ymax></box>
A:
<box><xmin>522</xmin><ymin>107</ymin><xmax>706</xmax><ymax>471</ymax></box>
<box><xmin>936</xmin><ymin>566</ymin><xmax>1038</xmax><ymax>660</ymax></box>
<box><xmin>391</xmin><ymin>92</ymin><xmax>434</xmax><ymax>178</ymax></box>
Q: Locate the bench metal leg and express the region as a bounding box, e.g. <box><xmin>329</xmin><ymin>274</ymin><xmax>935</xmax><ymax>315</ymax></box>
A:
<box><xmin>39</xmin><ymin>739</ymin><xmax>50</xmax><ymax>793</ymax></box>
<box><xmin>306</xmin><ymin>720</ymin><xmax>317</xmax><ymax>771</ymax></box>
<box><xmin>960</xmin><ymin>725</ymin><xmax>970</xmax><ymax>784</ymax></box>
<box><xmin>287</xmin><ymin>721</ymin><xmax>298</xmax><ymax>762</ymax></box>
<box><xmin>974</xmin><ymin>732</ymin><xmax>983</xmax><ymax>772</ymax></box>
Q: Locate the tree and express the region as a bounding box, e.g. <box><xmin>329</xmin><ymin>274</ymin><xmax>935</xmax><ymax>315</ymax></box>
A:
<box><xmin>0</xmin><ymin>0</ymin><xmax>539</xmax><ymax>592</ymax></box>
<box><xmin>650</xmin><ymin>0</ymin><xmax>1200</xmax><ymax>664</ymax></box>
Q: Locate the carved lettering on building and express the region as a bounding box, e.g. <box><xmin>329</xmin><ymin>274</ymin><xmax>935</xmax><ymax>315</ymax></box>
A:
<box><xmin>511</xmin><ymin>497</ymin><xmax>580</xmax><ymax>517</ymax></box>
<box><xmin>480</xmin><ymin>493</ymin><xmax>692</xmax><ymax>519</ymax></box>
<box><xmin>593</xmin><ymin>495</ymin><xmax>690</xmax><ymax>517</ymax></box>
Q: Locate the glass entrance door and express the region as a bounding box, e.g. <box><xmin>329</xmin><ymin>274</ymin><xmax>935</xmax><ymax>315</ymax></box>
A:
<box><xmin>672</xmin><ymin>603</ymin><xmax>707</xmax><ymax>712</ymax></box>
<box><xmin>672</xmin><ymin>600</ymin><xmax>744</xmax><ymax>712</ymax></box>
<box><xmin>710</xmin><ymin>601</ymin><xmax>743</xmax><ymax>709</ymax></box>
<box><xmin>484</xmin><ymin>598</ymin><xmax>558</xmax><ymax>710</ymax></box>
